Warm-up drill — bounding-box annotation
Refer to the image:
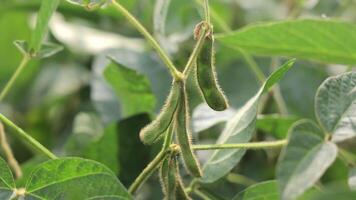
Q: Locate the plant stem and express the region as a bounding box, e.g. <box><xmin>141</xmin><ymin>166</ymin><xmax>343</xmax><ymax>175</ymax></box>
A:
<box><xmin>0</xmin><ymin>122</ymin><xmax>22</xmax><ymax>178</ymax></box>
<box><xmin>183</xmin><ymin>24</ymin><xmax>208</xmax><ymax>76</ymax></box>
<box><xmin>194</xmin><ymin>188</ymin><xmax>214</xmax><ymax>200</ymax></box>
<box><xmin>111</xmin><ymin>0</ymin><xmax>182</xmax><ymax>80</ymax></box>
<box><xmin>203</xmin><ymin>0</ymin><xmax>210</xmax><ymax>24</ymax></box>
<box><xmin>128</xmin><ymin>149</ymin><xmax>169</xmax><ymax>194</ymax></box>
<box><xmin>0</xmin><ymin>55</ymin><xmax>30</xmax><ymax>101</ymax></box>
<box><xmin>236</xmin><ymin>48</ymin><xmax>265</xmax><ymax>85</ymax></box>
<box><xmin>226</xmin><ymin>173</ymin><xmax>257</xmax><ymax>186</ymax></box>
<box><xmin>192</xmin><ymin>140</ymin><xmax>288</xmax><ymax>150</ymax></box>
<box><xmin>0</xmin><ymin>114</ymin><xmax>57</xmax><ymax>159</ymax></box>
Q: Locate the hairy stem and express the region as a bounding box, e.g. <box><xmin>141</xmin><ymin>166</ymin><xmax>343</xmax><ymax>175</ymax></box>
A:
<box><xmin>192</xmin><ymin>140</ymin><xmax>288</xmax><ymax>150</ymax></box>
<box><xmin>183</xmin><ymin>23</ymin><xmax>208</xmax><ymax>76</ymax></box>
<box><xmin>0</xmin><ymin>114</ymin><xmax>57</xmax><ymax>159</ymax></box>
<box><xmin>0</xmin><ymin>122</ymin><xmax>22</xmax><ymax>178</ymax></box>
<box><xmin>203</xmin><ymin>0</ymin><xmax>210</xmax><ymax>24</ymax></box>
<box><xmin>111</xmin><ymin>0</ymin><xmax>182</xmax><ymax>80</ymax></box>
<box><xmin>194</xmin><ymin>188</ymin><xmax>213</xmax><ymax>200</ymax></box>
<box><xmin>0</xmin><ymin>55</ymin><xmax>30</xmax><ymax>101</ymax></box>
<box><xmin>128</xmin><ymin>149</ymin><xmax>169</xmax><ymax>194</ymax></box>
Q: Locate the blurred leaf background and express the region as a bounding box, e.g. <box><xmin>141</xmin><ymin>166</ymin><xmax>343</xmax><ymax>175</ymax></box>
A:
<box><xmin>0</xmin><ymin>0</ymin><xmax>355</xmax><ymax>199</ymax></box>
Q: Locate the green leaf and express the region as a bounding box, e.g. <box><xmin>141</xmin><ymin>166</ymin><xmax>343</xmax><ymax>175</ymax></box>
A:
<box><xmin>30</xmin><ymin>0</ymin><xmax>60</xmax><ymax>53</ymax></box>
<box><xmin>216</xmin><ymin>19</ymin><xmax>356</xmax><ymax>64</ymax></box>
<box><xmin>0</xmin><ymin>157</ymin><xmax>15</xmax><ymax>199</ymax></box>
<box><xmin>277</xmin><ymin>120</ymin><xmax>338</xmax><ymax>200</ymax></box>
<box><xmin>25</xmin><ymin>157</ymin><xmax>132</xmax><ymax>200</ymax></box>
<box><xmin>233</xmin><ymin>180</ymin><xmax>318</xmax><ymax>200</ymax></box>
<box><xmin>65</xmin><ymin>112</ymin><xmax>119</xmax><ymax>174</ymax></box>
<box><xmin>104</xmin><ymin>58</ymin><xmax>156</xmax><ymax>118</ymax></box>
<box><xmin>66</xmin><ymin>0</ymin><xmax>108</xmax><ymax>10</ymax></box>
<box><xmin>201</xmin><ymin>59</ymin><xmax>295</xmax><ymax>183</ymax></box>
<box><xmin>349</xmin><ymin>168</ymin><xmax>356</xmax><ymax>190</ymax></box>
<box><xmin>256</xmin><ymin>114</ymin><xmax>298</xmax><ymax>139</ymax></box>
<box><xmin>315</xmin><ymin>71</ymin><xmax>356</xmax><ymax>142</ymax></box>
<box><xmin>233</xmin><ymin>180</ymin><xmax>279</xmax><ymax>200</ymax></box>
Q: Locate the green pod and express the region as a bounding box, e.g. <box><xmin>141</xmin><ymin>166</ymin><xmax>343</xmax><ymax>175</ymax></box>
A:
<box><xmin>140</xmin><ymin>81</ymin><xmax>181</xmax><ymax>144</ymax></box>
<box><xmin>175</xmin><ymin>83</ymin><xmax>203</xmax><ymax>177</ymax></box>
<box><xmin>196</xmin><ymin>35</ymin><xmax>228</xmax><ymax>111</ymax></box>
<box><xmin>160</xmin><ymin>156</ymin><xmax>177</xmax><ymax>200</ymax></box>
<box><xmin>174</xmin><ymin>157</ymin><xmax>192</xmax><ymax>200</ymax></box>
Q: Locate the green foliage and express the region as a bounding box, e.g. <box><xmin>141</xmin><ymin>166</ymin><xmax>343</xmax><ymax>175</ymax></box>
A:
<box><xmin>104</xmin><ymin>58</ymin><xmax>156</xmax><ymax>118</ymax></box>
<box><xmin>315</xmin><ymin>71</ymin><xmax>356</xmax><ymax>142</ymax></box>
<box><xmin>277</xmin><ymin>120</ymin><xmax>337</xmax><ymax>200</ymax></box>
<box><xmin>217</xmin><ymin>20</ymin><xmax>356</xmax><ymax>65</ymax></box>
<box><xmin>30</xmin><ymin>0</ymin><xmax>60</xmax><ymax>54</ymax></box>
<box><xmin>1</xmin><ymin>0</ymin><xmax>356</xmax><ymax>200</ymax></box>
<box><xmin>201</xmin><ymin>60</ymin><xmax>294</xmax><ymax>183</ymax></box>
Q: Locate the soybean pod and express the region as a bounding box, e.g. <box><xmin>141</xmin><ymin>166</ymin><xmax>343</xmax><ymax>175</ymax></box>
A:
<box><xmin>140</xmin><ymin>80</ymin><xmax>181</xmax><ymax>144</ymax></box>
<box><xmin>175</xmin><ymin>83</ymin><xmax>203</xmax><ymax>177</ymax></box>
<box><xmin>160</xmin><ymin>156</ymin><xmax>177</xmax><ymax>200</ymax></box>
<box><xmin>174</xmin><ymin>156</ymin><xmax>192</xmax><ymax>200</ymax></box>
<box><xmin>196</xmin><ymin>32</ymin><xmax>228</xmax><ymax>111</ymax></box>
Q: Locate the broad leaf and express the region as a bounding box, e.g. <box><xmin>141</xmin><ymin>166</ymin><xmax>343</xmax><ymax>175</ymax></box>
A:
<box><xmin>216</xmin><ymin>19</ymin><xmax>356</xmax><ymax>64</ymax></box>
<box><xmin>349</xmin><ymin>168</ymin><xmax>356</xmax><ymax>190</ymax></box>
<box><xmin>30</xmin><ymin>0</ymin><xmax>60</xmax><ymax>53</ymax></box>
<box><xmin>0</xmin><ymin>157</ymin><xmax>15</xmax><ymax>200</ymax></box>
<box><xmin>192</xmin><ymin>103</ymin><xmax>235</xmax><ymax>133</ymax></box>
<box><xmin>277</xmin><ymin>120</ymin><xmax>338</xmax><ymax>200</ymax></box>
<box><xmin>201</xmin><ymin>59</ymin><xmax>295</xmax><ymax>183</ymax></box>
<box><xmin>256</xmin><ymin>114</ymin><xmax>298</xmax><ymax>139</ymax></box>
<box><xmin>233</xmin><ymin>180</ymin><xmax>318</xmax><ymax>200</ymax></box>
<box><xmin>104</xmin><ymin>58</ymin><xmax>156</xmax><ymax>118</ymax></box>
<box><xmin>65</xmin><ymin>112</ymin><xmax>119</xmax><ymax>174</ymax></box>
<box><xmin>315</xmin><ymin>71</ymin><xmax>356</xmax><ymax>142</ymax></box>
<box><xmin>25</xmin><ymin>158</ymin><xmax>132</xmax><ymax>199</ymax></box>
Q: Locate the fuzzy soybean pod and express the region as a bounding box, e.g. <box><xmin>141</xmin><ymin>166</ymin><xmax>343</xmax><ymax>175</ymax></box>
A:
<box><xmin>196</xmin><ymin>35</ymin><xmax>228</xmax><ymax>111</ymax></box>
<box><xmin>140</xmin><ymin>81</ymin><xmax>181</xmax><ymax>144</ymax></box>
<box><xmin>175</xmin><ymin>83</ymin><xmax>203</xmax><ymax>178</ymax></box>
<box><xmin>160</xmin><ymin>156</ymin><xmax>177</xmax><ymax>200</ymax></box>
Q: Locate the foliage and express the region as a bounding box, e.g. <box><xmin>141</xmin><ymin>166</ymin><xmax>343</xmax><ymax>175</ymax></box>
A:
<box><xmin>0</xmin><ymin>0</ymin><xmax>355</xmax><ymax>200</ymax></box>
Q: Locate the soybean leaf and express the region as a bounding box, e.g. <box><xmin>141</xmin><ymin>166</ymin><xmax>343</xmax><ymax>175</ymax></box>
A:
<box><xmin>233</xmin><ymin>180</ymin><xmax>318</xmax><ymax>200</ymax></box>
<box><xmin>0</xmin><ymin>157</ymin><xmax>15</xmax><ymax>200</ymax></box>
<box><xmin>349</xmin><ymin>168</ymin><xmax>356</xmax><ymax>190</ymax></box>
<box><xmin>216</xmin><ymin>19</ymin><xmax>356</xmax><ymax>65</ymax></box>
<box><xmin>66</xmin><ymin>0</ymin><xmax>108</xmax><ymax>10</ymax></box>
<box><xmin>65</xmin><ymin>113</ymin><xmax>119</xmax><ymax>174</ymax></box>
<box><xmin>277</xmin><ymin>120</ymin><xmax>338</xmax><ymax>200</ymax></box>
<box><xmin>30</xmin><ymin>0</ymin><xmax>60</xmax><ymax>53</ymax></box>
<box><xmin>315</xmin><ymin>71</ymin><xmax>356</xmax><ymax>142</ymax></box>
<box><xmin>256</xmin><ymin>114</ymin><xmax>299</xmax><ymax>139</ymax></box>
<box><xmin>25</xmin><ymin>158</ymin><xmax>132</xmax><ymax>200</ymax></box>
<box><xmin>104</xmin><ymin>58</ymin><xmax>156</xmax><ymax>118</ymax></box>
<box><xmin>201</xmin><ymin>59</ymin><xmax>295</xmax><ymax>183</ymax></box>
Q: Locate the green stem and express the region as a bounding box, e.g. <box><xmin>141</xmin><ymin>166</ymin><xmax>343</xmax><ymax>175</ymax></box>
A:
<box><xmin>192</xmin><ymin>140</ymin><xmax>288</xmax><ymax>150</ymax></box>
<box><xmin>0</xmin><ymin>55</ymin><xmax>31</xmax><ymax>101</ymax></box>
<box><xmin>111</xmin><ymin>0</ymin><xmax>182</xmax><ymax>80</ymax></box>
<box><xmin>128</xmin><ymin>149</ymin><xmax>169</xmax><ymax>194</ymax></box>
<box><xmin>183</xmin><ymin>24</ymin><xmax>208</xmax><ymax>76</ymax></box>
<box><xmin>0</xmin><ymin>114</ymin><xmax>57</xmax><ymax>159</ymax></box>
<box><xmin>203</xmin><ymin>0</ymin><xmax>210</xmax><ymax>24</ymax></box>
<box><xmin>226</xmin><ymin>173</ymin><xmax>257</xmax><ymax>186</ymax></box>
<box><xmin>194</xmin><ymin>189</ymin><xmax>214</xmax><ymax>200</ymax></box>
<box><xmin>237</xmin><ymin>48</ymin><xmax>265</xmax><ymax>85</ymax></box>
<box><xmin>338</xmin><ymin>148</ymin><xmax>356</xmax><ymax>167</ymax></box>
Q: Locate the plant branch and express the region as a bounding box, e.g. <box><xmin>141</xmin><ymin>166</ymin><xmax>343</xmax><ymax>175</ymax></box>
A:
<box><xmin>226</xmin><ymin>173</ymin><xmax>257</xmax><ymax>186</ymax></box>
<box><xmin>128</xmin><ymin>148</ymin><xmax>169</xmax><ymax>194</ymax></box>
<box><xmin>0</xmin><ymin>122</ymin><xmax>22</xmax><ymax>178</ymax></box>
<box><xmin>111</xmin><ymin>0</ymin><xmax>182</xmax><ymax>80</ymax></box>
<box><xmin>0</xmin><ymin>55</ymin><xmax>30</xmax><ymax>101</ymax></box>
<box><xmin>183</xmin><ymin>23</ymin><xmax>208</xmax><ymax>76</ymax></box>
<box><xmin>194</xmin><ymin>188</ymin><xmax>214</xmax><ymax>200</ymax></box>
<box><xmin>192</xmin><ymin>140</ymin><xmax>288</xmax><ymax>150</ymax></box>
<box><xmin>203</xmin><ymin>0</ymin><xmax>210</xmax><ymax>24</ymax></box>
<box><xmin>0</xmin><ymin>114</ymin><xmax>57</xmax><ymax>159</ymax></box>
